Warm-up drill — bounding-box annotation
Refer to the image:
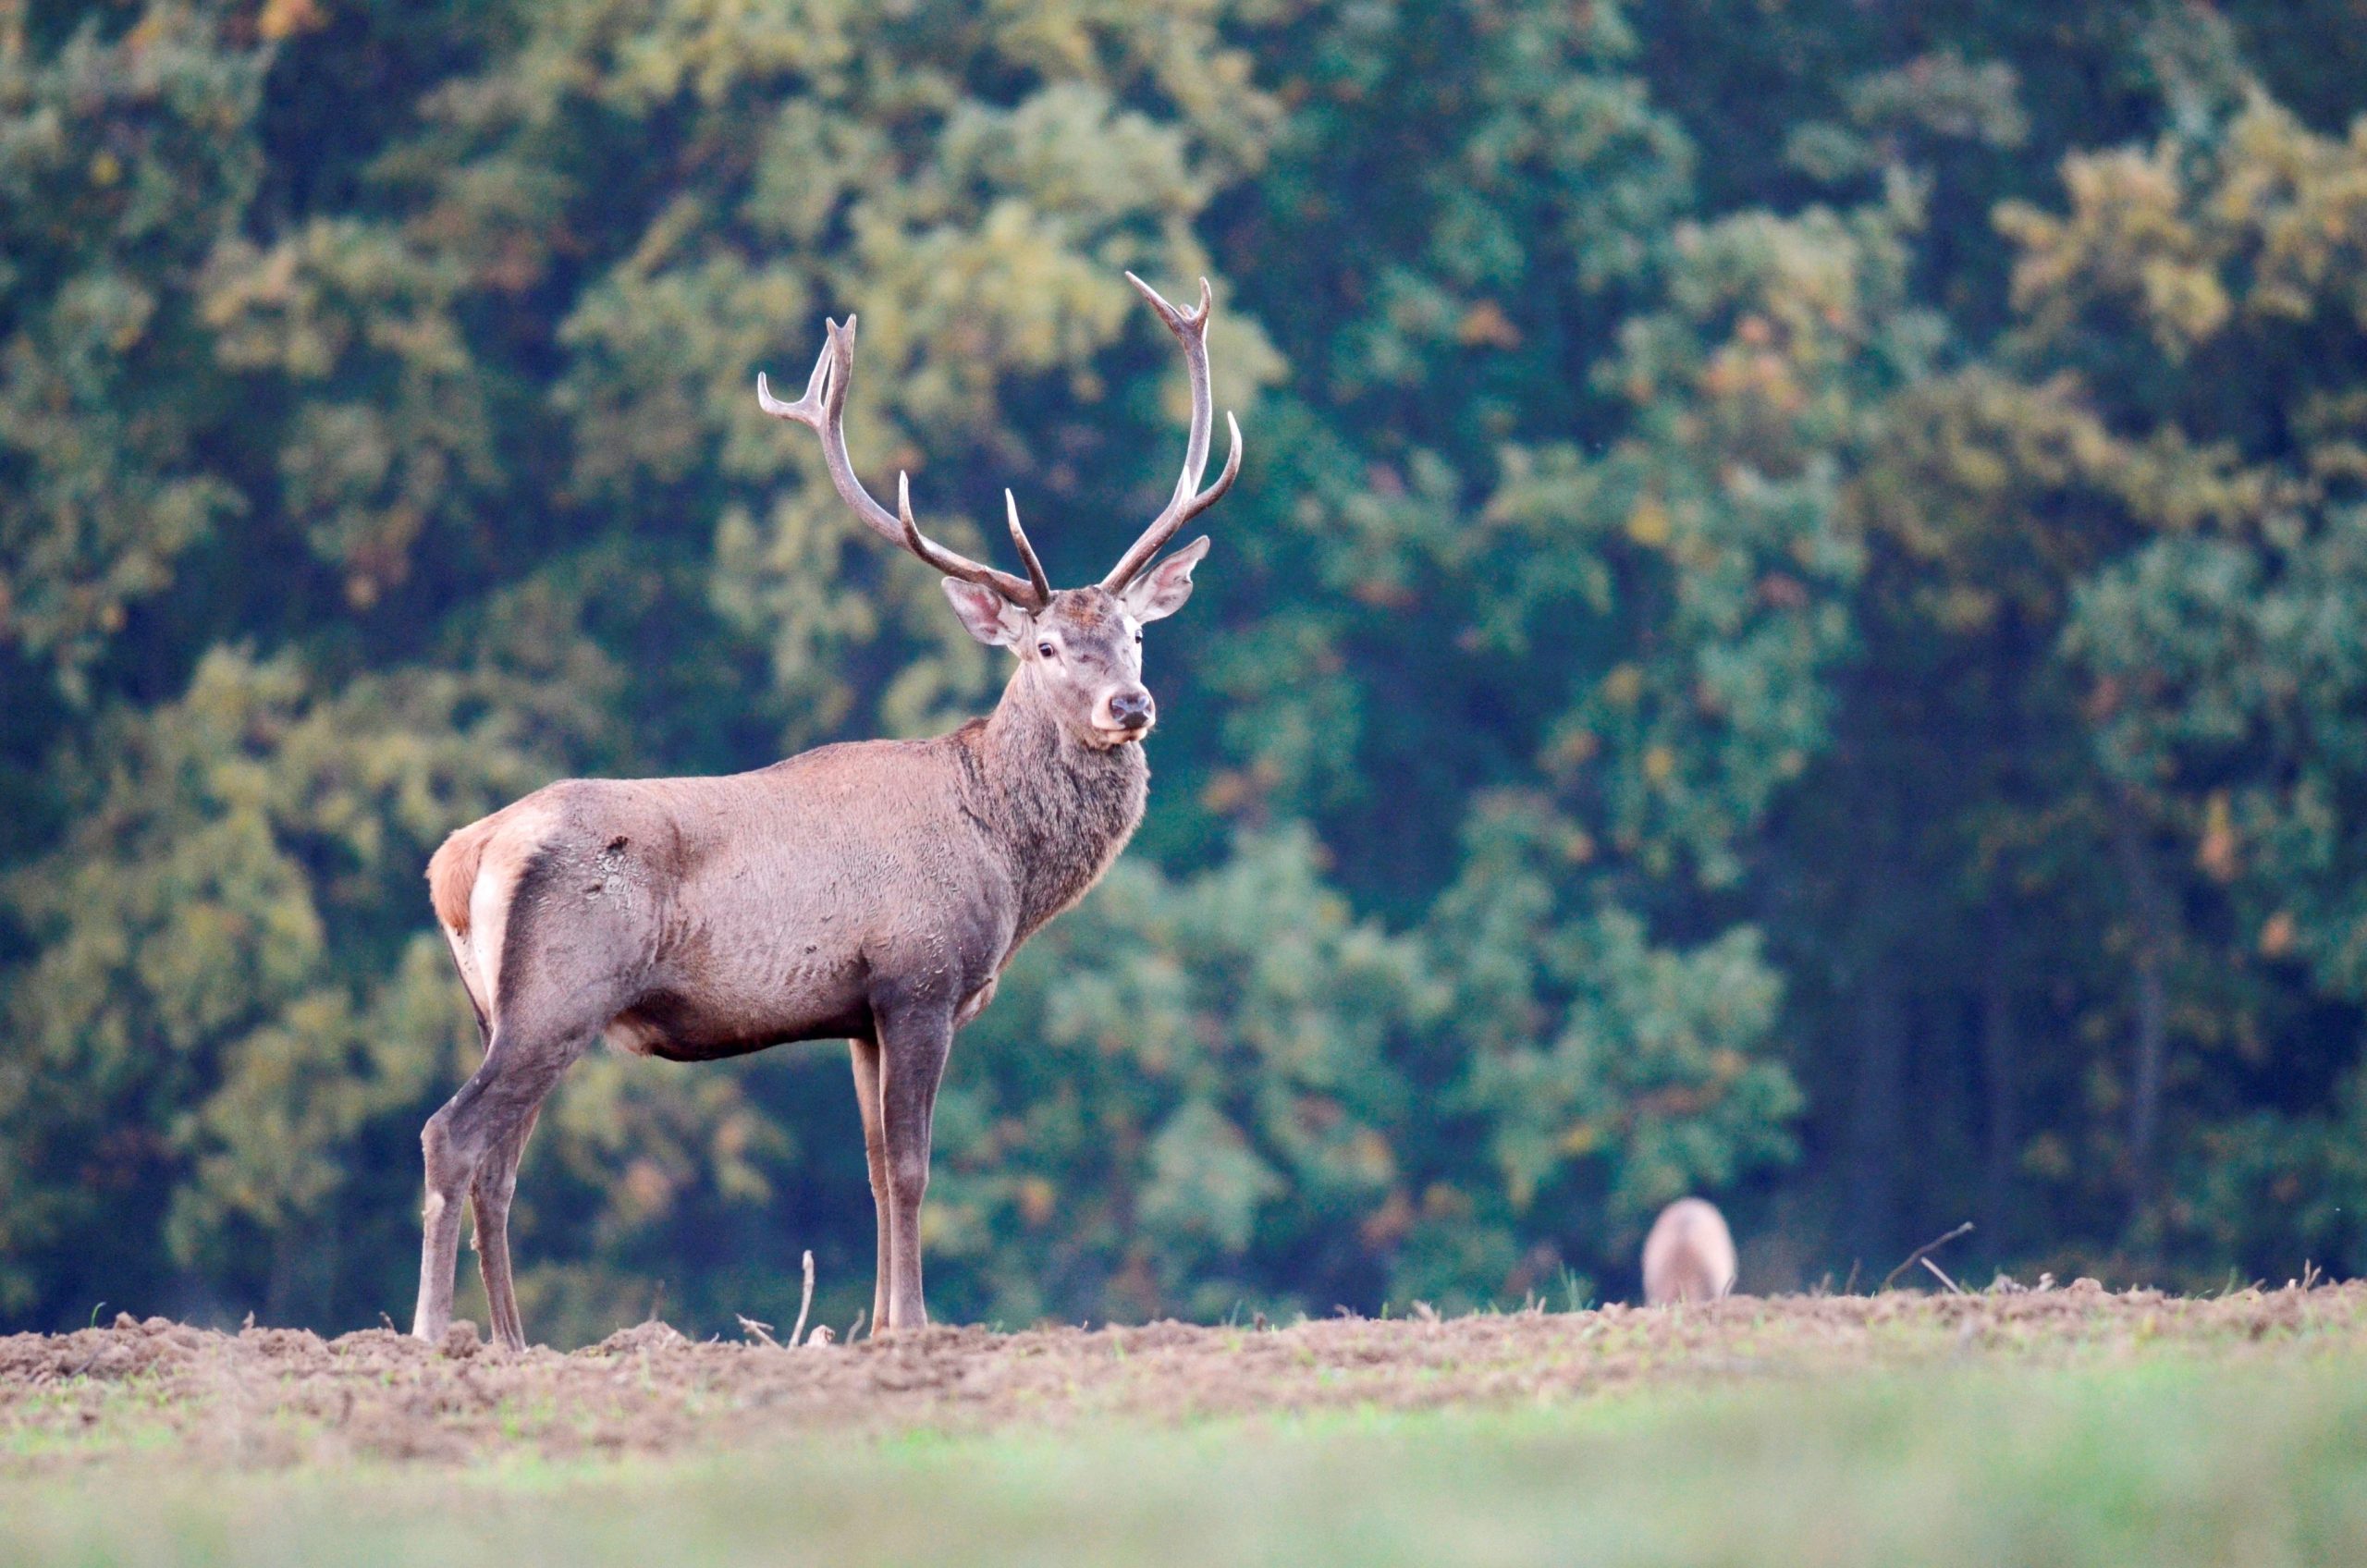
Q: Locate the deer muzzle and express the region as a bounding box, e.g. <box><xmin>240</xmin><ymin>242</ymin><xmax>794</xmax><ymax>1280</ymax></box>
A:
<box><xmin>1099</xmin><ymin>687</ymin><xmax>1156</xmax><ymax>741</ymax></box>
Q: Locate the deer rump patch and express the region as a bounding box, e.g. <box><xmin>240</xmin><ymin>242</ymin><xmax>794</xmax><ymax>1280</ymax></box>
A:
<box><xmin>425</xmin><ymin>800</ymin><xmax>566</xmax><ymax>1023</ymax></box>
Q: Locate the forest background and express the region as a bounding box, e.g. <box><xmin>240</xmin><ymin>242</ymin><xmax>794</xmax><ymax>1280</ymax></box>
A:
<box><xmin>9</xmin><ymin>0</ymin><xmax>2367</xmax><ymax>1343</ymax></box>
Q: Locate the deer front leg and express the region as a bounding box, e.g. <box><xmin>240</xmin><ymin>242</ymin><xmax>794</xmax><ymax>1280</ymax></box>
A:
<box><xmin>875</xmin><ymin>1005</ymin><xmax>954</xmax><ymax>1333</ymax></box>
<box><xmin>848</xmin><ymin>1036</ymin><xmax>891</xmax><ymax>1338</ymax></box>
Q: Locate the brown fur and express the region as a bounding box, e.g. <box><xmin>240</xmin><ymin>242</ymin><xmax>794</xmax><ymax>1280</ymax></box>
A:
<box><xmin>1057</xmin><ymin>592</ymin><xmax>1115</xmax><ymax>628</ymax></box>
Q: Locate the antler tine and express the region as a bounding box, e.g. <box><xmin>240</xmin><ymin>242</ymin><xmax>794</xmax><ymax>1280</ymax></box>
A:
<box><xmin>894</xmin><ymin>473</ymin><xmax>1047</xmax><ymax>606</ymax></box>
<box><xmin>757</xmin><ymin>317</ymin><xmax>1048</xmax><ymax>609</ymax></box>
<box><xmin>1123</xmin><ymin>273</ymin><xmax>1214</xmax><ymax>510</ymax></box>
<box><xmin>1102</xmin><ymin>274</ymin><xmax>1243</xmax><ymax>592</ymax></box>
<box><xmin>1005</xmin><ymin>490</ymin><xmax>1051</xmax><ymax>605</ymax></box>
<box><xmin>754</xmin><ymin>327</ymin><xmax>834</xmax><ymax>424</ymax></box>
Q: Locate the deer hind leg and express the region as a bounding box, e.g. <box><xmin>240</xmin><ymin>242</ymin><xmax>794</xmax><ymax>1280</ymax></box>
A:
<box><xmin>849</xmin><ymin>1036</ymin><xmax>891</xmax><ymax>1339</ymax></box>
<box><xmin>418</xmin><ymin>816</ymin><xmax>644</xmax><ymax>1346</ymax></box>
<box><xmin>413</xmin><ymin>1091</ymin><xmax>477</xmax><ymax>1342</ymax></box>
<box><xmin>412</xmin><ymin>1023</ymin><xmax>591</xmax><ymax>1344</ymax></box>
<box><xmin>876</xmin><ymin>1005</ymin><xmax>954</xmax><ymax>1333</ymax></box>
<box><xmin>471</xmin><ymin>1103</ymin><xmax>544</xmax><ymax>1351</ymax></box>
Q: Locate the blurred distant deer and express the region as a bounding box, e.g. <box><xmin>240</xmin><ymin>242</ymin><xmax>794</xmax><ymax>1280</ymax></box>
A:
<box><xmin>411</xmin><ymin>275</ymin><xmax>1242</xmax><ymax>1350</ymax></box>
<box><xmin>1641</xmin><ymin>1198</ymin><xmax>1737</xmax><ymax>1305</ymax></box>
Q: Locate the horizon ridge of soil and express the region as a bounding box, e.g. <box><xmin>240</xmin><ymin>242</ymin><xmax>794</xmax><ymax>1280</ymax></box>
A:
<box><xmin>5</xmin><ymin>1280</ymin><xmax>2360</xmax><ymax>1473</ymax></box>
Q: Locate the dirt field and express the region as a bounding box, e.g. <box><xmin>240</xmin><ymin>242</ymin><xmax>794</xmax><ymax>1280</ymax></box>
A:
<box><xmin>7</xmin><ymin>1280</ymin><xmax>2362</xmax><ymax>1474</ymax></box>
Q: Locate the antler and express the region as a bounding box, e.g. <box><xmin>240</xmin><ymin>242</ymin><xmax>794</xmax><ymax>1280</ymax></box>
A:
<box><xmin>1100</xmin><ymin>274</ymin><xmax>1245</xmax><ymax>593</ymax></box>
<box><xmin>757</xmin><ymin>317</ymin><xmax>1050</xmax><ymax>610</ymax></box>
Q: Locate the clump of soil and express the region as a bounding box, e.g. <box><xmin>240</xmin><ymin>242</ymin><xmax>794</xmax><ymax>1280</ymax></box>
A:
<box><xmin>4</xmin><ymin>1282</ymin><xmax>2360</xmax><ymax>1473</ymax></box>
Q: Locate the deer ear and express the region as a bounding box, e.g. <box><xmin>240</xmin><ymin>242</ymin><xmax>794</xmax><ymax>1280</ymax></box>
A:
<box><xmin>1117</xmin><ymin>536</ymin><xmax>1210</xmax><ymax>623</ymax></box>
<box><xmin>942</xmin><ymin>578</ymin><xmax>1031</xmax><ymax>648</ymax></box>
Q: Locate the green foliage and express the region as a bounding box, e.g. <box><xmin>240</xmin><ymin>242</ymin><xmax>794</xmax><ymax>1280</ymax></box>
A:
<box><xmin>0</xmin><ymin>9</ymin><xmax>261</xmax><ymax>691</ymax></box>
<box><xmin>1440</xmin><ymin>798</ymin><xmax>1798</xmax><ymax>1243</ymax></box>
<box><xmin>6</xmin><ymin>0</ymin><xmax>2367</xmax><ymax>1336</ymax></box>
<box><xmin>936</xmin><ymin>829</ymin><xmax>1441</xmax><ymax>1322</ymax></box>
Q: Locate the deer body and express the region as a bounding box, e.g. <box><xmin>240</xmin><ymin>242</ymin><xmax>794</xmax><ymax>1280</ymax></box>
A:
<box><xmin>430</xmin><ymin>691</ymin><xmax>1146</xmax><ymax>1065</ymax></box>
<box><xmin>410</xmin><ymin>274</ymin><xmax>1239</xmax><ymax>1350</ymax></box>
<box><xmin>1640</xmin><ymin>1197</ymin><xmax>1738</xmax><ymax>1306</ymax></box>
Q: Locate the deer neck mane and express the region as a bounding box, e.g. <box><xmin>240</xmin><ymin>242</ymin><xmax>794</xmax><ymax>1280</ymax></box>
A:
<box><xmin>963</xmin><ymin>665</ymin><xmax>1149</xmax><ymax>939</ymax></box>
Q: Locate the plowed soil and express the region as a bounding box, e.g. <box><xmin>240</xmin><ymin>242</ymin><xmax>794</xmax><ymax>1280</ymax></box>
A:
<box><xmin>6</xmin><ymin>1281</ymin><xmax>2362</xmax><ymax>1474</ymax></box>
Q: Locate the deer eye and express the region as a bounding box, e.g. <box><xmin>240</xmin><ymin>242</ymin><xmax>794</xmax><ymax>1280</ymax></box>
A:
<box><xmin>1036</xmin><ymin>641</ymin><xmax>1056</xmax><ymax>658</ymax></box>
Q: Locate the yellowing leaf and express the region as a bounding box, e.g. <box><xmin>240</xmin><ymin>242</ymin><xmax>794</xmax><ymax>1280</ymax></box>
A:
<box><xmin>258</xmin><ymin>0</ymin><xmax>328</xmax><ymax>42</ymax></box>
<box><xmin>1456</xmin><ymin>300</ymin><xmax>1522</xmax><ymax>349</ymax></box>
<box><xmin>2260</xmin><ymin>912</ymin><xmax>2298</xmax><ymax>959</ymax></box>
<box><xmin>1625</xmin><ymin>496</ymin><xmax>1673</xmax><ymax>547</ymax></box>
<box><xmin>2196</xmin><ymin>791</ymin><xmax>2238</xmax><ymax>883</ymax></box>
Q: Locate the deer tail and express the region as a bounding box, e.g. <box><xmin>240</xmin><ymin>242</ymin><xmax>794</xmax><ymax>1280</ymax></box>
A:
<box><xmin>426</xmin><ymin>821</ymin><xmax>493</xmax><ymax>936</ymax></box>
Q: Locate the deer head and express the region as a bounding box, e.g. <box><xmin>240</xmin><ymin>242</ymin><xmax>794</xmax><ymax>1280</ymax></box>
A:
<box><xmin>757</xmin><ymin>274</ymin><xmax>1242</xmax><ymax>749</ymax></box>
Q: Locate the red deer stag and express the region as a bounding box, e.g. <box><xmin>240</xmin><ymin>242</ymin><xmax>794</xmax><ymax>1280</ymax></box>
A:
<box><xmin>1640</xmin><ymin>1197</ymin><xmax>1738</xmax><ymax>1305</ymax></box>
<box><xmin>411</xmin><ymin>275</ymin><xmax>1242</xmax><ymax>1348</ymax></box>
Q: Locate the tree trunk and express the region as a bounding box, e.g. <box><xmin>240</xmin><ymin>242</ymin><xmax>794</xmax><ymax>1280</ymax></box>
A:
<box><xmin>2113</xmin><ymin>801</ymin><xmax>2169</xmax><ymax>1232</ymax></box>
<box><xmin>1980</xmin><ymin>896</ymin><xmax>2017</xmax><ymax>1250</ymax></box>
<box><xmin>1849</xmin><ymin>960</ymin><xmax>1905</xmax><ymax>1269</ymax></box>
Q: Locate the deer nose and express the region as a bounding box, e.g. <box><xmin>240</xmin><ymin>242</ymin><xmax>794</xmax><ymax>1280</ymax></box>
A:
<box><xmin>1108</xmin><ymin>689</ymin><xmax>1155</xmax><ymax>731</ymax></box>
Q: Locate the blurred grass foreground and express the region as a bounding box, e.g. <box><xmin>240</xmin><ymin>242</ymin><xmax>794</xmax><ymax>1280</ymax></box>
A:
<box><xmin>7</xmin><ymin>1284</ymin><xmax>2367</xmax><ymax>1567</ymax></box>
<box><xmin>6</xmin><ymin>1354</ymin><xmax>2365</xmax><ymax>1568</ymax></box>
